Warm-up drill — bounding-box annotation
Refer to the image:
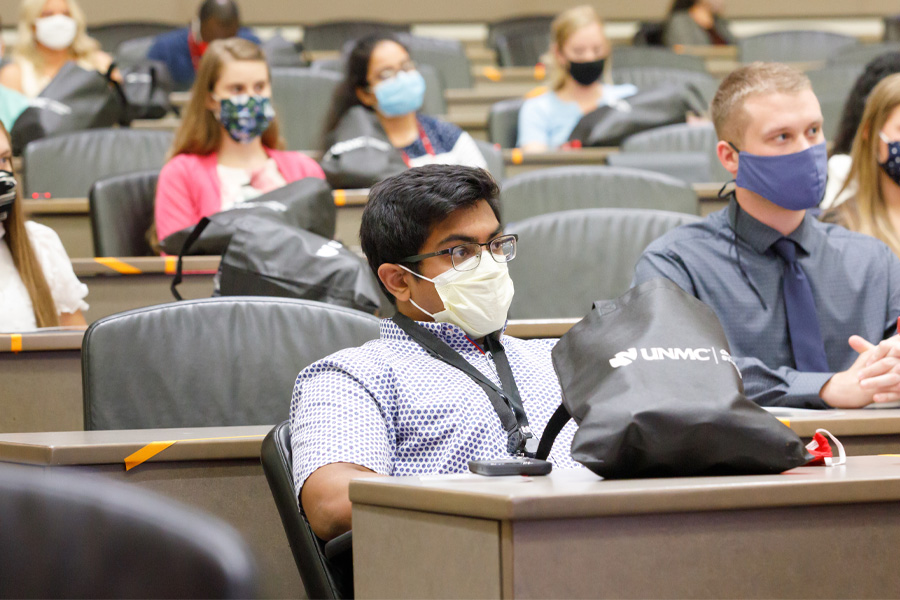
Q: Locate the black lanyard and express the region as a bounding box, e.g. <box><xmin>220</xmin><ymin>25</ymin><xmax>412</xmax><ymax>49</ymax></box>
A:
<box><xmin>392</xmin><ymin>314</ymin><xmax>536</xmax><ymax>457</ymax></box>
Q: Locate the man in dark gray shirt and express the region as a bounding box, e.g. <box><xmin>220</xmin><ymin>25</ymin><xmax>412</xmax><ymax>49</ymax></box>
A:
<box><xmin>634</xmin><ymin>62</ymin><xmax>900</xmax><ymax>409</ymax></box>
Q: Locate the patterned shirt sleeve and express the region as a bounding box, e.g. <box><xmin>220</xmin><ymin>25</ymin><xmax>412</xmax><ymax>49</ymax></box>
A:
<box><xmin>290</xmin><ymin>360</ymin><xmax>394</xmax><ymax>498</ymax></box>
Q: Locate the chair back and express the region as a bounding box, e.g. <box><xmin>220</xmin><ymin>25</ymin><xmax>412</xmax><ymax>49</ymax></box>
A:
<box><xmin>488</xmin><ymin>16</ymin><xmax>554</xmax><ymax>67</ymax></box>
<box><xmin>507</xmin><ymin>208</ymin><xmax>701</xmax><ymax>318</ymax></box>
<box><xmin>262</xmin><ymin>35</ymin><xmax>305</xmax><ymax>68</ymax></box>
<box><xmin>303</xmin><ymin>21</ymin><xmax>411</xmax><ymax>52</ymax></box>
<box><xmin>807</xmin><ymin>63</ymin><xmax>866</xmax><ymax>141</ymax></box>
<box><xmin>500</xmin><ymin>165</ymin><xmax>699</xmax><ymax>224</ymax></box>
<box><xmin>621</xmin><ymin>122</ymin><xmax>731</xmax><ymax>182</ymax></box>
<box><xmin>397</xmin><ymin>33</ymin><xmax>473</xmax><ymax>89</ymax></box>
<box><xmin>488</xmin><ymin>97</ymin><xmax>524</xmax><ymax>148</ymax></box>
<box><xmin>82</xmin><ymin>297</ymin><xmax>382</xmax><ymax>430</ymax></box>
<box><xmin>610</xmin><ymin>46</ymin><xmax>706</xmax><ymax>72</ymax></box>
<box><xmin>22</xmin><ymin>128</ymin><xmax>172</xmax><ymax>199</ymax></box>
<box><xmin>610</xmin><ymin>66</ymin><xmax>719</xmax><ymax>105</ymax></box>
<box><xmin>0</xmin><ymin>464</ymin><xmax>257</xmax><ymax>599</ymax></box>
<box><xmin>606</xmin><ymin>152</ymin><xmax>711</xmax><ymax>184</ymax></box>
<box><xmin>474</xmin><ymin>138</ymin><xmax>505</xmax><ymax>182</ymax></box>
<box><xmin>88</xmin><ymin>22</ymin><xmax>173</xmax><ymax>52</ymax></box>
<box><xmin>261</xmin><ymin>422</ymin><xmax>352</xmax><ymax>599</ymax></box>
<box><xmin>271</xmin><ymin>68</ymin><xmax>343</xmax><ymax>151</ymax></box>
<box><xmin>827</xmin><ymin>42</ymin><xmax>900</xmax><ymax>66</ymax></box>
<box><xmin>738</xmin><ymin>30</ymin><xmax>858</xmax><ymax>63</ymax></box>
<box><xmin>89</xmin><ymin>170</ymin><xmax>159</xmax><ymax>257</ymax></box>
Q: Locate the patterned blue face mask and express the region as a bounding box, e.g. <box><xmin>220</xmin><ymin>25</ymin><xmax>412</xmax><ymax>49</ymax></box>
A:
<box><xmin>373</xmin><ymin>70</ymin><xmax>426</xmax><ymax>117</ymax></box>
<box><xmin>730</xmin><ymin>141</ymin><xmax>828</xmax><ymax>210</ymax></box>
<box><xmin>215</xmin><ymin>94</ymin><xmax>276</xmax><ymax>144</ymax></box>
<box><xmin>879</xmin><ymin>131</ymin><xmax>900</xmax><ymax>186</ymax></box>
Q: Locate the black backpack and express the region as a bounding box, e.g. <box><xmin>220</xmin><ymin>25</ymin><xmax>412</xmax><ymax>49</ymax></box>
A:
<box><xmin>171</xmin><ymin>213</ymin><xmax>382</xmax><ymax>315</ymax></box>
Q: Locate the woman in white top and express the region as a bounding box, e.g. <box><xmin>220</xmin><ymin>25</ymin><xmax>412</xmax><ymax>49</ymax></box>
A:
<box><xmin>0</xmin><ymin>0</ymin><xmax>112</xmax><ymax>98</ymax></box>
<box><xmin>517</xmin><ymin>5</ymin><xmax>638</xmax><ymax>152</ymax></box>
<box><xmin>0</xmin><ymin>121</ymin><xmax>87</xmax><ymax>331</ymax></box>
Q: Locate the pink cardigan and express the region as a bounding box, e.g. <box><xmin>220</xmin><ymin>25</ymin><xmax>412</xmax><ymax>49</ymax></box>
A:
<box><xmin>154</xmin><ymin>148</ymin><xmax>326</xmax><ymax>241</ymax></box>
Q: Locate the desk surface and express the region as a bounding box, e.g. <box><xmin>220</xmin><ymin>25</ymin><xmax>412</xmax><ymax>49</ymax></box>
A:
<box><xmin>350</xmin><ymin>455</ymin><xmax>900</xmax><ymax>521</ymax></box>
<box><xmin>0</xmin><ymin>425</ymin><xmax>271</xmax><ymax>466</ymax></box>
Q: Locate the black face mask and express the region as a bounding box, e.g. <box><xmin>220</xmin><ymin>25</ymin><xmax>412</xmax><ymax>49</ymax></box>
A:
<box><xmin>568</xmin><ymin>58</ymin><xmax>605</xmax><ymax>86</ymax></box>
<box><xmin>0</xmin><ymin>170</ymin><xmax>15</xmax><ymax>222</ymax></box>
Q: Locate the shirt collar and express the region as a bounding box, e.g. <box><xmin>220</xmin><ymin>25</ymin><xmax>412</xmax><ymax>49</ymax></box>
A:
<box><xmin>727</xmin><ymin>196</ymin><xmax>815</xmax><ymax>256</ymax></box>
<box><xmin>381</xmin><ymin>317</ymin><xmax>510</xmax><ymax>355</ymax></box>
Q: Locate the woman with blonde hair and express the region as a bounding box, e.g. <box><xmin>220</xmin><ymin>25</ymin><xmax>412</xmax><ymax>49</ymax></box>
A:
<box><xmin>516</xmin><ymin>5</ymin><xmax>637</xmax><ymax>152</ymax></box>
<box><xmin>154</xmin><ymin>37</ymin><xmax>324</xmax><ymax>242</ymax></box>
<box><xmin>829</xmin><ymin>73</ymin><xmax>900</xmax><ymax>257</ymax></box>
<box><xmin>0</xmin><ymin>120</ymin><xmax>88</xmax><ymax>330</ymax></box>
<box><xmin>0</xmin><ymin>0</ymin><xmax>112</xmax><ymax>98</ymax></box>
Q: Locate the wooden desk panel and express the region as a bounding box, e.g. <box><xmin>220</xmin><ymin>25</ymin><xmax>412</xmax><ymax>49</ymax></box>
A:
<box><xmin>352</xmin><ymin>456</ymin><xmax>900</xmax><ymax>599</ymax></box>
<box><xmin>0</xmin><ymin>331</ymin><xmax>83</xmax><ymax>433</ymax></box>
<box><xmin>0</xmin><ymin>426</ymin><xmax>301</xmax><ymax>599</ymax></box>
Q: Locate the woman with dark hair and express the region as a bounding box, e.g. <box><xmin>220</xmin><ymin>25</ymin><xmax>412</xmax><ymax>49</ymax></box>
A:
<box><xmin>662</xmin><ymin>0</ymin><xmax>733</xmax><ymax>47</ymax></box>
<box><xmin>321</xmin><ymin>33</ymin><xmax>486</xmax><ymax>171</ymax></box>
<box><xmin>822</xmin><ymin>52</ymin><xmax>900</xmax><ymax>209</ymax></box>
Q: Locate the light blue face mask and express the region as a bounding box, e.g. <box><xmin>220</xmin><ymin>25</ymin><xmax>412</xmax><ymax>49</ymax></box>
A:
<box><xmin>373</xmin><ymin>70</ymin><xmax>426</xmax><ymax>117</ymax></box>
<box><xmin>730</xmin><ymin>141</ymin><xmax>828</xmax><ymax>211</ymax></box>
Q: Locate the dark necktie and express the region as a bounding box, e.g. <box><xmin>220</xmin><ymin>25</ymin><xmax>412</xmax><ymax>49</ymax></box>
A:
<box><xmin>771</xmin><ymin>238</ymin><xmax>829</xmax><ymax>372</ymax></box>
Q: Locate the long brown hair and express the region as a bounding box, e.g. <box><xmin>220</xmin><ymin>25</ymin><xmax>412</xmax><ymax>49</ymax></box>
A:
<box><xmin>169</xmin><ymin>38</ymin><xmax>285</xmax><ymax>159</ymax></box>
<box><xmin>833</xmin><ymin>73</ymin><xmax>900</xmax><ymax>256</ymax></box>
<box><xmin>0</xmin><ymin>121</ymin><xmax>59</xmax><ymax>327</ymax></box>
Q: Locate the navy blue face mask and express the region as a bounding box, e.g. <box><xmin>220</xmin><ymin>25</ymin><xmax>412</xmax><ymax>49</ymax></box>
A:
<box><xmin>879</xmin><ymin>131</ymin><xmax>900</xmax><ymax>186</ymax></box>
<box><xmin>729</xmin><ymin>141</ymin><xmax>828</xmax><ymax>211</ymax></box>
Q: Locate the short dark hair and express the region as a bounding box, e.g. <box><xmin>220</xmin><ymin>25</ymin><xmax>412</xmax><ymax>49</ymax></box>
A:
<box><xmin>833</xmin><ymin>52</ymin><xmax>900</xmax><ymax>155</ymax></box>
<box><xmin>360</xmin><ymin>165</ymin><xmax>501</xmax><ymax>303</ymax></box>
<box><xmin>199</xmin><ymin>0</ymin><xmax>240</xmax><ymax>25</ymax></box>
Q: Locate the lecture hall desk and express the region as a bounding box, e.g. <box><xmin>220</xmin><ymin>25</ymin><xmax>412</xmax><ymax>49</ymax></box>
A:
<box><xmin>351</xmin><ymin>455</ymin><xmax>900</xmax><ymax>599</ymax></box>
<box><xmin>0</xmin><ymin>426</ymin><xmax>302</xmax><ymax>599</ymax></box>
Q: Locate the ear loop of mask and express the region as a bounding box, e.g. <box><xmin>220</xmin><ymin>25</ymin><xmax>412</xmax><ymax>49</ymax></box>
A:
<box><xmin>807</xmin><ymin>428</ymin><xmax>847</xmax><ymax>467</ymax></box>
<box><xmin>396</xmin><ymin>264</ymin><xmax>439</xmax><ymax>318</ymax></box>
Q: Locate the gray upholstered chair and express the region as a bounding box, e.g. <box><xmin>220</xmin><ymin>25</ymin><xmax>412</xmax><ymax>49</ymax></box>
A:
<box><xmin>738</xmin><ymin>30</ymin><xmax>858</xmax><ymax>63</ymax></box>
<box><xmin>262</xmin><ymin>35</ymin><xmax>306</xmax><ymax>68</ymax></box>
<box><xmin>488</xmin><ymin>16</ymin><xmax>554</xmax><ymax>67</ymax></box>
<box><xmin>621</xmin><ymin>122</ymin><xmax>732</xmax><ymax>182</ymax></box>
<box><xmin>610</xmin><ymin>46</ymin><xmax>706</xmax><ymax>72</ymax></box>
<box><xmin>270</xmin><ymin>68</ymin><xmax>343</xmax><ymax>151</ymax></box>
<box><xmin>0</xmin><ymin>464</ymin><xmax>257</xmax><ymax>599</ymax></box>
<box><xmin>82</xmin><ymin>297</ymin><xmax>382</xmax><ymax>430</ymax></box>
<box><xmin>89</xmin><ymin>170</ymin><xmax>159</xmax><ymax>257</ymax></box>
<box><xmin>807</xmin><ymin>63</ymin><xmax>866</xmax><ymax>140</ymax></box>
<box><xmin>507</xmin><ymin>208</ymin><xmax>701</xmax><ymax>318</ymax></box>
<box><xmin>88</xmin><ymin>22</ymin><xmax>173</xmax><ymax>52</ymax></box>
<box><xmin>22</xmin><ymin>129</ymin><xmax>173</xmax><ymax>199</ymax></box>
<box><xmin>610</xmin><ymin>66</ymin><xmax>719</xmax><ymax>106</ymax></box>
<box><xmin>827</xmin><ymin>42</ymin><xmax>900</xmax><ymax>66</ymax></box>
<box><xmin>606</xmin><ymin>152</ymin><xmax>712</xmax><ymax>184</ymax></box>
<box><xmin>302</xmin><ymin>21</ymin><xmax>411</xmax><ymax>52</ymax></box>
<box><xmin>396</xmin><ymin>33</ymin><xmax>472</xmax><ymax>89</ymax></box>
<box><xmin>474</xmin><ymin>138</ymin><xmax>505</xmax><ymax>182</ymax></box>
<box><xmin>488</xmin><ymin>97</ymin><xmax>525</xmax><ymax>148</ymax></box>
<box><xmin>499</xmin><ymin>165</ymin><xmax>699</xmax><ymax>224</ymax></box>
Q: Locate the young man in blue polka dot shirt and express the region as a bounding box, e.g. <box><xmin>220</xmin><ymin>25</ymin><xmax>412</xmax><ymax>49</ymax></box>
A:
<box><xmin>290</xmin><ymin>164</ymin><xmax>580</xmax><ymax>541</ymax></box>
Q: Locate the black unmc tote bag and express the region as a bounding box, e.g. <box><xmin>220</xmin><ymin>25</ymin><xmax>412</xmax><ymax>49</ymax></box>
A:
<box><xmin>542</xmin><ymin>278</ymin><xmax>810</xmax><ymax>478</ymax></box>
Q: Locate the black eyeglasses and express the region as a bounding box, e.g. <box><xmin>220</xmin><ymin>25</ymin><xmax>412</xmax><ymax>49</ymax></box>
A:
<box><xmin>401</xmin><ymin>234</ymin><xmax>518</xmax><ymax>272</ymax></box>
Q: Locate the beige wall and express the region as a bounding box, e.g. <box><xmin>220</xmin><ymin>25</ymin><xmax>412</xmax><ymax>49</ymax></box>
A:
<box><xmin>0</xmin><ymin>0</ymin><xmax>898</xmax><ymax>26</ymax></box>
